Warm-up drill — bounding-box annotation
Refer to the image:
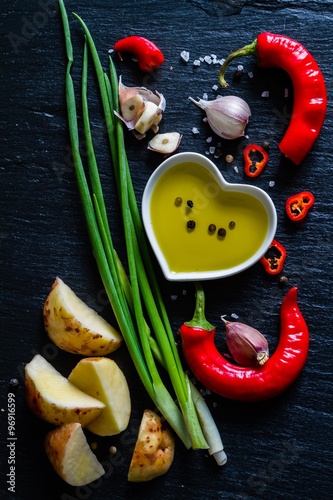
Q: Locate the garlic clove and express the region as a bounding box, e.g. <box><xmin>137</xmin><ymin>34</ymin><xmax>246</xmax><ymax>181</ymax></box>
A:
<box><xmin>205</xmin><ymin>107</ymin><xmax>247</xmax><ymax>139</ymax></box>
<box><xmin>148</xmin><ymin>132</ymin><xmax>182</xmax><ymax>154</ymax></box>
<box><xmin>222</xmin><ymin>319</ymin><xmax>269</xmax><ymax>367</ymax></box>
<box><xmin>118</xmin><ymin>77</ymin><xmax>145</xmax><ymax>121</ymax></box>
<box><xmin>120</xmin><ymin>93</ymin><xmax>145</xmax><ymax>122</ymax></box>
<box><xmin>134</xmin><ymin>101</ymin><xmax>162</xmax><ymax>135</ymax></box>
<box><xmin>113</xmin><ymin>110</ymin><xmax>136</xmax><ymax>131</ymax></box>
<box><xmin>189</xmin><ymin>95</ymin><xmax>251</xmax><ymax>140</ymax></box>
<box><xmin>118</xmin><ymin>76</ymin><xmax>166</xmax><ymax>124</ymax></box>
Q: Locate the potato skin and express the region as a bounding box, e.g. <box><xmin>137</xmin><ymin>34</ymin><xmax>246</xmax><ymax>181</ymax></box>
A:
<box><xmin>24</xmin><ymin>355</ymin><xmax>105</xmax><ymax>427</ymax></box>
<box><xmin>44</xmin><ymin>423</ymin><xmax>75</xmax><ymax>481</ymax></box>
<box><xmin>45</xmin><ymin>423</ymin><xmax>105</xmax><ymax>486</ymax></box>
<box><xmin>128</xmin><ymin>410</ymin><xmax>175</xmax><ymax>482</ymax></box>
<box><xmin>43</xmin><ymin>277</ymin><xmax>122</xmax><ymax>356</ymax></box>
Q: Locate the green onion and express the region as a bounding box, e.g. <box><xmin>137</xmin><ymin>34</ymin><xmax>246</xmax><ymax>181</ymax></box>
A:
<box><xmin>58</xmin><ymin>0</ymin><xmax>225</xmax><ymax>461</ymax></box>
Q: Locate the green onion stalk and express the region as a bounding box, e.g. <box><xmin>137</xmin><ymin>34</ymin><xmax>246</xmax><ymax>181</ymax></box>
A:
<box><xmin>58</xmin><ymin>0</ymin><xmax>226</xmax><ymax>463</ymax></box>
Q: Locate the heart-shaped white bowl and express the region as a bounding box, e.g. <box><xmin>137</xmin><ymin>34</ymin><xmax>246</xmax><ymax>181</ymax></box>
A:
<box><xmin>142</xmin><ymin>152</ymin><xmax>277</xmax><ymax>281</ymax></box>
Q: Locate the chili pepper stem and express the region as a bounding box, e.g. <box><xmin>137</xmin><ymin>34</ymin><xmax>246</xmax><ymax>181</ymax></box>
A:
<box><xmin>218</xmin><ymin>38</ymin><xmax>257</xmax><ymax>88</ymax></box>
<box><xmin>185</xmin><ymin>282</ymin><xmax>215</xmax><ymax>331</ymax></box>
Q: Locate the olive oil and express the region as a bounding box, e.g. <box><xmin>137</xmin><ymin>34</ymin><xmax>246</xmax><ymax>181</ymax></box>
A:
<box><xmin>150</xmin><ymin>162</ymin><xmax>269</xmax><ymax>273</ymax></box>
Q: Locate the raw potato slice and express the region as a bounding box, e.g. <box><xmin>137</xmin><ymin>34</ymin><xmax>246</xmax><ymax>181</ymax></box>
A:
<box><xmin>148</xmin><ymin>132</ymin><xmax>182</xmax><ymax>154</ymax></box>
<box><xmin>128</xmin><ymin>409</ymin><xmax>175</xmax><ymax>482</ymax></box>
<box><xmin>45</xmin><ymin>423</ymin><xmax>105</xmax><ymax>486</ymax></box>
<box><xmin>68</xmin><ymin>357</ymin><xmax>131</xmax><ymax>436</ymax></box>
<box><xmin>43</xmin><ymin>277</ymin><xmax>122</xmax><ymax>355</ymax></box>
<box><xmin>25</xmin><ymin>354</ymin><xmax>105</xmax><ymax>427</ymax></box>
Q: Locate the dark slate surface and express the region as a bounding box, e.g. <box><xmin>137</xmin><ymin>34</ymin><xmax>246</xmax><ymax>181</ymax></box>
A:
<box><xmin>1</xmin><ymin>1</ymin><xmax>333</xmax><ymax>499</ymax></box>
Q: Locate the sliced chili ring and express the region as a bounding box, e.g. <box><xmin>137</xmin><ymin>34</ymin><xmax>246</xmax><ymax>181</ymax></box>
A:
<box><xmin>286</xmin><ymin>191</ymin><xmax>315</xmax><ymax>222</ymax></box>
<box><xmin>243</xmin><ymin>143</ymin><xmax>269</xmax><ymax>178</ymax></box>
<box><xmin>260</xmin><ymin>239</ymin><xmax>287</xmax><ymax>275</ymax></box>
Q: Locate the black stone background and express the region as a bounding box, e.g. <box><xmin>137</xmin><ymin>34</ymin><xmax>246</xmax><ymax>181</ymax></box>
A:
<box><xmin>1</xmin><ymin>1</ymin><xmax>332</xmax><ymax>499</ymax></box>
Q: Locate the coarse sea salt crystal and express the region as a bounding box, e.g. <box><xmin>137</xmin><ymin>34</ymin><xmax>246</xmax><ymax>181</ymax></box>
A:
<box><xmin>199</xmin><ymin>57</ymin><xmax>204</xmax><ymax>62</ymax></box>
<box><xmin>193</xmin><ymin>59</ymin><xmax>201</xmax><ymax>66</ymax></box>
<box><xmin>233</xmin><ymin>165</ymin><xmax>239</xmax><ymax>173</ymax></box>
<box><xmin>248</xmin><ymin>71</ymin><xmax>254</xmax><ymax>78</ymax></box>
<box><xmin>206</xmin><ymin>136</ymin><xmax>213</xmax><ymax>143</ymax></box>
<box><xmin>192</xmin><ymin>127</ymin><xmax>200</xmax><ymax>134</ymax></box>
<box><xmin>202</xmin><ymin>92</ymin><xmax>208</xmax><ymax>100</ymax></box>
<box><xmin>269</xmin><ymin>180</ymin><xmax>275</xmax><ymax>188</ymax></box>
<box><xmin>180</xmin><ymin>50</ymin><xmax>190</xmax><ymax>62</ymax></box>
<box><xmin>261</xmin><ymin>90</ymin><xmax>269</xmax><ymax>98</ymax></box>
<box><xmin>204</xmin><ymin>55</ymin><xmax>212</xmax><ymax>64</ymax></box>
<box><xmin>231</xmin><ymin>312</ymin><xmax>239</xmax><ymax>319</ymax></box>
<box><xmin>209</xmin><ymin>146</ymin><xmax>215</xmax><ymax>154</ymax></box>
<box><xmin>212</xmin><ymin>84</ymin><xmax>218</xmax><ymax>91</ymax></box>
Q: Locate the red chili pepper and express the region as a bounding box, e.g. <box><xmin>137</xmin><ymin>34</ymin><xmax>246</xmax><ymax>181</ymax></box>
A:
<box><xmin>286</xmin><ymin>191</ymin><xmax>315</xmax><ymax>222</ymax></box>
<box><xmin>179</xmin><ymin>283</ymin><xmax>309</xmax><ymax>402</ymax></box>
<box><xmin>114</xmin><ymin>36</ymin><xmax>164</xmax><ymax>72</ymax></box>
<box><xmin>243</xmin><ymin>143</ymin><xmax>269</xmax><ymax>177</ymax></box>
<box><xmin>260</xmin><ymin>239</ymin><xmax>287</xmax><ymax>275</ymax></box>
<box><xmin>218</xmin><ymin>33</ymin><xmax>327</xmax><ymax>165</ymax></box>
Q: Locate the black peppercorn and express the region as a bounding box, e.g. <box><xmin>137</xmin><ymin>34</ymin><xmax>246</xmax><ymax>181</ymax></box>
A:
<box><xmin>175</xmin><ymin>197</ymin><xmax>182</xmax><ymax>206</ymax></box>
<box><xmin>218</xmin><ymin>227</ymin><xmax>226</xmax><ymax>238</ymax></box>
<box><xmin>208</xmin><ymin>224</ymin><xmax>216</xmax><ymax>234</ymax></box>
<box><xmin>262</xmin><ymin>140</ymin><xmax>270</xmax><ymax>152</ymax></box>
<box><xmin>187</xmin><ymin>200</ymin><xmax>194</xmax><ymax>208</ymax></box>
<box><xmin>228</xmin><ymin>221</ymin><xmax>236</xmax><ymax>229</ymax></box>
<box><xmin>233</xmin><ymin>68</ymin><xmax>243</xmax><ymax>82</ymax></box>
<box><xmin>187</xmin><ymin>220</ymin><xmax>196</xmax><ymax>230</ymax></box>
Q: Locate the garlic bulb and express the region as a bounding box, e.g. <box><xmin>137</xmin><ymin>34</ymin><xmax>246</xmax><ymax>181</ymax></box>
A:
<box><xmin>222</xmin><ymin>318</ymin><xmax>269</xmax><ymax>366</ymax></box>
<box><xmin>189</xmin><ymin>95</ymin><xmax>251</xmax><ymax>140</ymax></box>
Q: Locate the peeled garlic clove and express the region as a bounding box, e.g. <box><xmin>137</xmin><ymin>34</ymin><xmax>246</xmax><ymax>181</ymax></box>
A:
<box><xmin>134</xmin><ymin>101</ymin><xmax>163</xmax><ymax>135</ymax></box>
<box><xmin>189</xmin><ymin>95</ymin><xmax>251</xmax><ymax>140</ymax></box>
<box><xmin>121</xmin><ymin>93</ymin><xmax>145</xmax><ymax>122</ymax></box>
<box><xmin>118</xmin><ymin>77</ymin><xmax>145</xmax><ymax>121</ymax></box>
<box><xmin>148</xmin><ymin>132</ymin><xmax>182</xmax><ymax>154</ymax></box>
<box><xmin>223</xmin><ymin>319</ymin><xmax>269</xmax><ymax>366</ymax></box>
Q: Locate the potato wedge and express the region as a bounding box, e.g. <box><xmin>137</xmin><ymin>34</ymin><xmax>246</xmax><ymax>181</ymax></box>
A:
<box><xmin>128</xmin><ymin>409</ymin><xmax>175</xmax><ymax>482</ymax></box>
<box><xmin>68</xmin><ymin>357</ymin><xmax>131</xmax><ymax>436</ymax></box>
<box><xmin>45</xmin><ymin>422</ymin><xmax>105</xmax><ymax>486</ymax></box>
<box><xmin>43</xmin><ymin>277</ymin><xmax>122</xmax><ymax>356</ymax></box>
<box><xmin>25</xmin><ymin>354</ymin><xmax>105</xmax><ymax>426</ymax></box>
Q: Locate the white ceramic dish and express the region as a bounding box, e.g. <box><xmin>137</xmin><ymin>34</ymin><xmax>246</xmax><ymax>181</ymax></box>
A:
<box><xmin>142</xmin><ymin>152</ymin><xmax>277</xmax><ymax>281</ymax></box>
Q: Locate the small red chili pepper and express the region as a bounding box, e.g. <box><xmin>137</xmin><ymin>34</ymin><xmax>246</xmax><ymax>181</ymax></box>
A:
<box><xmin>286</xmin><ymin>191</ymin><xmax>315</xmax><ymax>222</ymax></box>
<box><xmin>179</xmin><ymin>283</ymin><xmax>309</xmax><ymax>402</ymax></box>
<box><xmin>260</xmin><ymin>239</ymin><xmax>287</xmax><ymax>275</ymax></box>
<box><xmin>243</xmin><ymin>143</ymin><xmax>269</xmax><ymax>177</ymax></box>
<box><xmin>218</xmin><ymin>33</ymin><xmax>327</xmax><ymax>165</ymax></box>
<box><xmin>114</xmin><ymin>36</ymin><xmax>164</xmax><ymax>72</ymax></box>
